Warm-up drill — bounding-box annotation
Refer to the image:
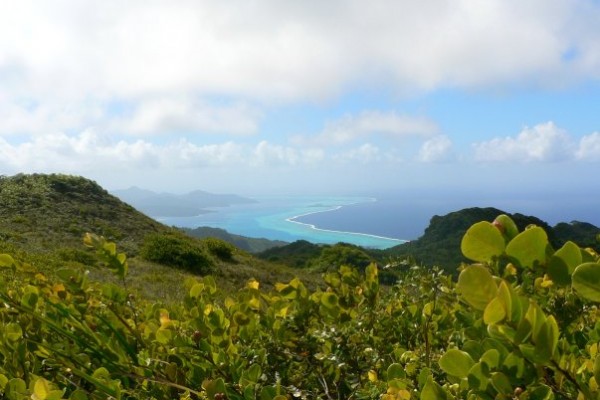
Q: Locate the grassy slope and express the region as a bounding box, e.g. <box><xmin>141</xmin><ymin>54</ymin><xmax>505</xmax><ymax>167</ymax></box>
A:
<box><xmin>0</xmin><ymin>173</ymin><xmax>321</xmax><ymax>302</ymax></box>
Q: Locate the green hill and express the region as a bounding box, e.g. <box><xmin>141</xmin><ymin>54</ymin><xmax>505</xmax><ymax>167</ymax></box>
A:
<box><xmin>0</xmin><ymin>173</ymin><xmax>165</xmax><ymax>255</ymax></box>
<box><xmin>257</xmin><ymin>207</ymin><xmax>600</xmax><ymax>274</ymax></box>
<box><xmin>376</xmin><ymin>207</ymin><xmax>599</xmax><ymax>271</ymax></box>
<box><xmin>183</xmin><ymin>226</ymin><xmax>287</xmax><ymax>253</ymax></box>
<box><xmin>0</xmin><ymin>173</ymin><xmax>320</xmax><ymax>300</ymax></box>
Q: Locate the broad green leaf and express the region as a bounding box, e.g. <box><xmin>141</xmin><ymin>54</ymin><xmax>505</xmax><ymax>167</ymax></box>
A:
<box><xmin>7</xmin><ymin>378</ymin><xmax>27</xmax><ymax>396</ymax></box>
<box><xmin>480</xmin><ymin>349</ymin><xmax>500</xmax><ymax>369</ymax></box>
<box><xmin>548</xmin><ymin>241</ymin><xmax>581</xmax><ymax>285</ymax></box>
<box><xmin>527</xmin><ymin>384</ymin><xmax>554</xmax><ymax>400</ymax></box>
<box><xmin>533</xmin><ymin>316</ymin><xmax>559</xmax><ymax>364</ymax></box>
<box><xmin>496</xmin><ymin>281</ymin><xmax>513</xmax><ymax>321</ymax></box>
<box><xmin>503</xmin><ymin>352</ymin><xmax>525</xmax><ymax>378</ymax></box>
<box><xmin>420</xmin><ymin>377</ymin><xmax>447</xmax><ymax>400</ymax></box>
<box><xmin>202</xmin><ymin>378</ymin><xmax>227</xmax><ymax>400</ymax></box>
<box><xmin>387</xmin><ymin>363</ymin><xmax>405</xmax><ymax>380</ymax></box>
<box><xmin>189</xmin><ymin>283</ymin><xmax>204</xmax><ymax>298</ymax></box>
<box><xmin>457</xmin><ymin>265</ymin><xmax>497</xmax><ymax>310</ymax></box>
<box><xmin>233</xmin><ymin>311</ymin><xmax>251</xmax><ymax>326</ymax></box>
<box><xmin>491</xmin><ymin>372</ymin><xmax>512</xmax><ymax>395</ymax></box>
<box><xmin>103</xmin><ymin>241</ymin><xmax>117</xmax><ymax>256</ymax></box>
<box><xmin>467</xmin><ymin>362</ymin><xmax>489</xmax><ymax>391</ymax></box>
<box><xmin>260</xmin><ymin>386</ymin><xmax>277</xmax><ymax>400</ymax></box>
<box><xmin>21</xmin><ymin>291</ymin><xmax>38</xmax><ymax>310</ymax></box>
<box><xmin>0</xmin><ymin>374</ymin><xmax>7</xmax><ymax>390</ymax></box>
<box><xmin>506</xmin><ymin>227</ymin><xmax>548</xmax><ymax>269</ymax></box>
<box><xmin>462</xmin><ymin>340</ymin><xmax>483</xmax><ymax>360</ymax></box>
<box><xmin>33</xmin><ymin>378</ymin><xmax>50</xmax><ymax>400</ymax></box>
<box><xmin>0</xmin><ymin>254</ymin><xmax>14</xmax><ymax>268</ymax></box>
<box><xmin>155</xmin><ymin>328</ymin><xmax>172</xmax><ymax>344</ymax></box>
<box><xmin>69</xmin><ymin>390</ymin><xmax>89</xmax><ymax>400</ymax></box>
<box><xmin>554</xmin><ymin>241</ymin><xmax>582</xmax><ymax>273</ymax></box>
<box><xmin>245</xmin><ymin>364</ymin><xmax>261</xmax><ymax>383</ymax></box>
<box><xmin>461</xmin><ymin>221</ymin><xmax>506</xmax><ymax>262</ymax></box>
<box><xmin>547</xmin><ymin>256</ymin><xmax>571</xmax><ymax>286</ymax></box>
<box><xmin>514</xmin><ymin>318</ymin><xmax>533</xmax><ymax>345</ymax></box>
<box><xmin>321</xmin><ymin>292</ymin><xmax>339</xmax><ymax>309</ymax></box>
<box><xmin>484</xmin><ymin>296</ymin><xmax>506</xmax><ymax>325</ymax></box>
<box><xmin>493</xmin><ymin>214</ymin><xmax>519</xmax><ymax>241</ymax></box>
<box><xmin>92</xmin><ymin>367</ymin><xmax>110</xmax><ymax>380</ymax></box>
<box><xmin>594</xmin><ymin>355</ymin><xmax>600</xmax><ymax>387</ymax></box>
<box><xmin>5</xmin><ymin>323</ymin><xmax>22</xmax><ymax>341</ymax></box>
<box><xmin>439</xmin><ymin>349</ymin><xmax>475</xmax><ymax>378</ymax></box>
<box><xmin>572</xmin><ymin>263</ymin><xmax>600</xmax><ymax>302</ymax></box>
<box><xmin>525</xmin><ymin>301</ymin><xmax>546</xmax><ymax>341</ymax></box>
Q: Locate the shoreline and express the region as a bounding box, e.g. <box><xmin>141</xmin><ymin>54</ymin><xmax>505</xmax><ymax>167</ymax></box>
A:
<box><xmin>286</xmin><ymin>198</ymin><xmax>407</xmax><ymax>243</ymax></box>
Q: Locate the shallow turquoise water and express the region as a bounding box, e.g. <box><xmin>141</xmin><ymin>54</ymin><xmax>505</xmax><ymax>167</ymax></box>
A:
<box><xmin>158</xmin><ymin>196</ymin><xmax>406</xmax><ymax>249</ymax></box>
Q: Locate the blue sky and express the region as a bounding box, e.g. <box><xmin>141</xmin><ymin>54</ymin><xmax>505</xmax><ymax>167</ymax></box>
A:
<box><xmin>0</xmin><ymin>0</ymin><xmax>599</xmax><ymax>197</ymax></box>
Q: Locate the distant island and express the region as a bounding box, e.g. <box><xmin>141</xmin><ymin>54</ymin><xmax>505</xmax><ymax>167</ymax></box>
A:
<box><xmin>112</xmin><ymin>186</ymin><xmax>256</xmax><ymax>217</ymax></box>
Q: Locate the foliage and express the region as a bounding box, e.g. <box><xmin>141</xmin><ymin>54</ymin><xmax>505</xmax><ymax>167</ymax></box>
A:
<box><xmin>0</xmin><ymin>173</ymin><xmax>322</xmax><ymax>303</ymax></box>
<box><xmin>378</xmin><ymin>207</ymin><xmax>599</xmax><ymax>272</ymax></box>
<box><xmin>202</xmin><ymin>237</ymin><xmax>236</xmax><ymax>261</ymax></box>
<box><xmin>2</xmin><ymin>190</ymin><xmax>600</xmax><ymax>398</ymax></box>
<box><xmin>313</xmin><ymin>242</ymin><xmax>374</xmax><ymax>272</ymax></box>
<box><xmin>0</xmin><ymin>173</ymin><xmax>164</xmax><ymax>255</ymax></box>
<box><xmin>184</xmin><ymin>226</ymin><xmax>287</xmax><ymax>253</ymax></box>
<box><xmin>140</xmin><ymin>231</ymin><xmax>214</xmax><ymax>274</ymax></box>
<box><xmin>257</xmin><ymin>240</ymin><xmax>323</xmax><ymax>268</ymax></box>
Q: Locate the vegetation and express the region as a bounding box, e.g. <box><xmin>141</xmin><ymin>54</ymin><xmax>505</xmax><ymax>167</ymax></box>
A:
<box><xmin>3</xmin><ymin>173</ymin><xmax>600</xmax><ymax>398</ymax></box>
<box><xmin>184</xmin><ymin>227</ymin><xmax>287</xmax><ymax>253</ymax></box>
<box><xmin>140</xmin><ymin>231</ymin><xmax>214</xmax><ymax>274</ymax></box>
<box><xmin>2</xmin><ymin>209</ymin><xmax>600</xmax><ymax>399</ymax></box>
<box><xmin>376</xmin><ymin>207</ymin><xmax>599</xmax><ymax>272</ymax></box>
<box><xmin>0</xmin><ymin>174</ymin><xmax>321</xmax><ymax>301</ymax></box>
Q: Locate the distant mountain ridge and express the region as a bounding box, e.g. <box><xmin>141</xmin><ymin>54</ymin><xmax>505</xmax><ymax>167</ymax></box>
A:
<box><xmin>112</xmin><ymin>186</ymin><xmax>256</xmax><ymax>217</ymax></box>
<box><xmin>183</xmin><ymin>226</ymin><xmax>287</xmax><ymax>253</ymax></box>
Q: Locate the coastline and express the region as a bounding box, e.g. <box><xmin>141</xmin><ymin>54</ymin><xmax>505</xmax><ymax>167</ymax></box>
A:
<box><xmin>286</xmin><ymin>198</ymin><xmax>407</xmax><ymax>243</ymax></box>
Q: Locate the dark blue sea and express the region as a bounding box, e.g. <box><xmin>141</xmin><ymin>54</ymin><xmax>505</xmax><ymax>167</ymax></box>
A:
<box><xmin>158</xmin><ymin>190</ymin><xmax>599</xmax><ymax>250</ymax></box>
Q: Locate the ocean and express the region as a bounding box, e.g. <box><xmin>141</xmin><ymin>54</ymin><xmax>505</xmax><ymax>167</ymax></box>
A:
<box><xmin>157</xmin><ymin>191</ymin><xmax>599</xmax><ymax>250</ymax></box>
<box><xmin>158</xmin><ymin>196</ymin><xmax>412</xmax><ymax>249</ymax></box>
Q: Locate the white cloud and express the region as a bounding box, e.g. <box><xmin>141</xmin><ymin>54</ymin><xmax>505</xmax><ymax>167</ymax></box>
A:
<box><xmin>334</xmin><ymin>143</ymin><xmax>381</xmax><ymax>164</ymax></box>
<box><xmin>252</xmin><ymin>141</ymin><xmax>325</xmax><ymax>166</ymax></box>
<box><xmin>292</xmin><ymin>111</ymin><xmax>437</xmax><ymax>146</ymax></box>
<box><xmin>111</xmin><ymin>97</ymin><xmax>261</xmax><ymax>136</ymax></box>
<box><xmin>473</xmin><ymin>122</ymin><xmax>575</xmax><ymax>162</ymax></box>
<box><xmin>0</xmin><ymin>95</ymin><xmax>261</xmax><ymax>137</ymax></box>
<box><xmin>1</xmin><ymin>0</ymin><xmax>598</xmax><ymax>105</ymax></box>
<box><xmin>418</xmin><ymin>135</ymin><xmax>454</xmax><ymax>162</ymax></box>
<box><xmin>0</xmin><ymin>131</ymin><xmax>328</xmax><ymax>174</ymax></box>
<box><xmin>576</xmin><ymin>132</ymin><xmax>600</xmax><ymax>161</ymax></box>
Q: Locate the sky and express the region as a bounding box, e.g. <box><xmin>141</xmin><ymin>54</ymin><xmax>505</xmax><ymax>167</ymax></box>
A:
<box><xmin>0</xmin><ymin>0</ymin><xmax>599</xmax><ymax>198</ymax></box>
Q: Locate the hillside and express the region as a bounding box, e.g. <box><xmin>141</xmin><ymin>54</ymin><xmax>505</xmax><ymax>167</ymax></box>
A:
<box><xmin>257</xmin><ymin>207</ymin><xmax>600</xmax><ymax>274</ymax></box>
<box><xmin>183</xmin><ymin>226</ymin><xmax>287</xmax><ymax>253</ymax></box>
<box><xmin>376</xmin><ymin>207</ymin><xmax>600</xmax><ymax>271</ymax></box>
<box><xmin>0</xmin><ymin>173</ymin><xmax>165</xmax><ymax>254</ymax></box>
<box><xmin>0</xmin><ymin>173</ymin><xmax>320</xmax><ymax>300</ymax></box>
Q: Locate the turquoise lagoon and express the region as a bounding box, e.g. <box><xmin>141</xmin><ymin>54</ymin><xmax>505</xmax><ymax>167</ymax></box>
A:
<box><xmin>158</xmin><ymin>196</ymin><xmax>407</xmax><ymax>249</ymax></box>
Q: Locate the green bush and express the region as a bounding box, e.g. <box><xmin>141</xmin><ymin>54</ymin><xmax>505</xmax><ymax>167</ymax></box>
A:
<box><xmin>140</xmin><ymin>232</ymin><xmax>213</xmax><ymax>274</ymax></box>
<box><xmin>203</xmin><ymin>237</ymin><xmax>235</xmax><ymax>261</ymax></box>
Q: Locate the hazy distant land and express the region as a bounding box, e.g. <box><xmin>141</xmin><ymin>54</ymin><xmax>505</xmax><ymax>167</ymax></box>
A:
<box><xmin>112</xmin><ymin>186</ymin><xmax>256</xmax><ymax>217</ymax></box>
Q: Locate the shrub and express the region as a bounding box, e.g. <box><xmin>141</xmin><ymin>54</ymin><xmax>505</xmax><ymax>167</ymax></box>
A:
<box><xmin>203</xmin><ymin>237</ymin><xmax>235</xmax><ymax>261</ymax></box>
<box><xmin>140</xmin><ymin>232</ymin><xmax>213</xmax><ymax>274</ymax></box>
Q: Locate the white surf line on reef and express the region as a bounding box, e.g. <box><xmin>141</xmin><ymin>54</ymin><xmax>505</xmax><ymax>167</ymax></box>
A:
<box><xmin>285</xmin><ymin>198</ymin><xmax>407</xmax><ymax>243</ymax></box>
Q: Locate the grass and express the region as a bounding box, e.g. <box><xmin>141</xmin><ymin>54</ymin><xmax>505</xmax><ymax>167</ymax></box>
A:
<box><xmin>0</xmin><ymin>173</ymin><xmax>323</xmax><ymax>304</ymax></box>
